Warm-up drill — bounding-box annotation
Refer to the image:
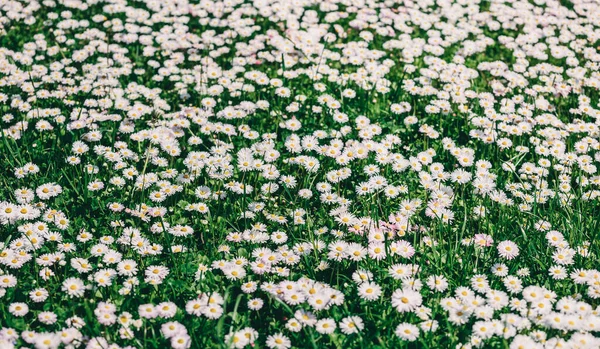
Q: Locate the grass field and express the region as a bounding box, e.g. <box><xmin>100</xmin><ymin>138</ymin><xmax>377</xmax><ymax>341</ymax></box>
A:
<box><xmin>1</xmin><ymin>0</ymin><xmax>600</xmax><ymax>348</ymax></box>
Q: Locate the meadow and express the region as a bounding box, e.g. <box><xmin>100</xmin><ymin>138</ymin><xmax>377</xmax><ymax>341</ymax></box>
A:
<box><xmin>1</xmin><ymin>0</ymin><xmax>600</xmax><ymax>348</ymax></box>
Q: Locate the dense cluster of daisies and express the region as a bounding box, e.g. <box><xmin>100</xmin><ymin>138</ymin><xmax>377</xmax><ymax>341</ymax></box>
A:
<box><xmin>1</xmin><ymin>0</ymin><xmax>600</xmax><ymax>348</ymax></box>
